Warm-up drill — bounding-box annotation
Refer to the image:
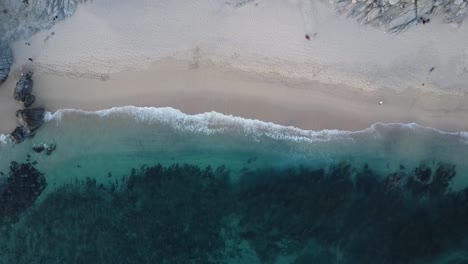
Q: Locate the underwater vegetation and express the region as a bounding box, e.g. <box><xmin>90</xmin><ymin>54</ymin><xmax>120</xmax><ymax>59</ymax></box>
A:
<box><xmin>0</xmin><ymin>160</ymin><xmax>467</xmax><ymax>263</ymax></box>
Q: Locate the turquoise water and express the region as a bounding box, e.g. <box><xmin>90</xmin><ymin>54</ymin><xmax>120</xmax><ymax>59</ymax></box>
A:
<box><xmin>0</xmin><ymin>106</ymin><xmax>468</xmax><ymax>263</ymax></box>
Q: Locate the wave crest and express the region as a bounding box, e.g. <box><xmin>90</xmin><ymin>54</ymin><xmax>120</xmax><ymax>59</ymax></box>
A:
<box><xmin>45</xmin><ymin>106</ymin><xmax>353</xmax><ymax>143</ymax></box>
<box><xmin>44</xmin><ymin>106</ymin><xmax>468</xmax><ymax>144</ymax></box>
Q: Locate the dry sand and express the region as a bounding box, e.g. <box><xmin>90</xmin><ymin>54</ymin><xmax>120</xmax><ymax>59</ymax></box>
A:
<box><xmin>9</xmin><ymin>0</ymin><xmax>468</xmax><ymax>93</ymax></box>
<box><xmin>1</xmin><ymin>58</ymin><xmax>467</xmax><ymax>135</ymax></box>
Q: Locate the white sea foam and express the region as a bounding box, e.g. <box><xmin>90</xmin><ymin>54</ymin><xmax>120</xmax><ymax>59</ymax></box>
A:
<box><xmin>44</xmin><ymin>106</ymin><xmax>468</xmax><ymax>145</ymax></box>
<box><xmin>45</xmin><ymin>106</ymin><xmax>353</xmax><ymax>143</ymax></box>
<box><xmin>0</xmin><ymin>134</ymin><xmax>11</xmax><ymax>145</ymax></box>
<box><xmin>460</xmin><ymin>132</ymin><xmax>468</xmax><ymax>144</ymax></box>
<box><xmin>366</xmin><ymin>122</ymin><xmax>468</xmax><ymax>141</ymax></box>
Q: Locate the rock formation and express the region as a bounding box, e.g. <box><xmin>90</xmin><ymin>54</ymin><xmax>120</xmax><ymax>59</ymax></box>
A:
<box><xmin>9</xmin><ymin>126</ymin><xmax>32</xmax><ymax>144</ymax></box>
<box><xmin>32</xmin><ymin>144</ymin><xmax>46</xmax><ymax>153</ymax></box>
<box><xmin>14</xmin><ymin>71</ymin><xmax>35</xmax><ymax>107</ymax></box>
<box><xmin>31</xmin><ymin>143</ymin><xmax>56</xmax><ymax>155</ymax></box>
<box><xmin>45</xmin><ymin>144</ymin><xmax>56</xmax><ymax>155</ymax></box>
<box><xmin>23</xmin><ymin>94</ymin><xmax>36</xmax><ymax>107</ymax></box>
<box><xmin>333</xmin><ymin>0</ymin><xmax>468</xmax><ymax>33</ymax></box>
<box><xmin>16</xmin><ymin>108</ymin><xmax>45</xmax><ymax>131</ymax></box>
<box><xmin>9</xmin><ymin>108</ymin><xmax>45</xmax><ymax>143</ymax></box>
<box><xmin>0</xmin><ymin>0</ymin><xmax>88</xmax><ymax>86</ymax></box>
<box><xmin>0</xmin><ymin>45</ymin><xmax>13</xmax><ymax>85</ymax></box>
<box><xmin>1</xmin><ymin>0</ymin><xmax>88</xmax><ymax>44</ymax></box>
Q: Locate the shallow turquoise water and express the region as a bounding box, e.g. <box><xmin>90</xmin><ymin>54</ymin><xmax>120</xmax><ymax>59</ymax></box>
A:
<box><xmin>0</xmin><ymin>106</ymin><xmax>467</xmax><ymax>263</ymax></box>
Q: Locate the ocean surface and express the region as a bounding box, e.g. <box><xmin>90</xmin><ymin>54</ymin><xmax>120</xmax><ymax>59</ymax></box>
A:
<box><xmin>1</xmin><ymin>106</ymin><xmax>468</xmax><ymax>264</ymax></box>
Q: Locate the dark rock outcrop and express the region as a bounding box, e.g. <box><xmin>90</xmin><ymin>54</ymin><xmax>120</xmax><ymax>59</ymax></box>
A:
<box><xmin>23</xmin><ymin>94</ymin><xmax>36</xmax><ymax>107</ymax></box>
<box><xmin>14</xmin><ymin>71</ymin><xmax>34</xmax><ymax>106</ymax></box>
<box><xmin>9</xmin><ymin>126</ymin><xmax>32</xmax><ymax>144</ymax></box>
<box><xmin>9</xmin><ymin>108</ymin><xmax>45</xmax><ymax>144</ymax></box>
<box><xmin>16</xmin><ymin>108</ymin><xmax>45</xmax><ymax>131</ymax></box>
<box><xmin>0</xmin><ymin>162</ymin><xmax>46</xmax><ymax>223</ymax></box>
<box><xmin>0</xmin><ymin>45</ymin><xmax>13</xmax><ymax>85</ymax></box>
<box><xmin>9</xmin><ymin>108</ymin><xmax>46</xmax><ymax>143</ymax></box>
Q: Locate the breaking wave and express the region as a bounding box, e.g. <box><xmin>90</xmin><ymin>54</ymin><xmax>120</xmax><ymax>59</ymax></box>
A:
<box><xmin>43</xmin><ymin>106</ymin><xmax>468</xmax><ymax>144</ymax></box>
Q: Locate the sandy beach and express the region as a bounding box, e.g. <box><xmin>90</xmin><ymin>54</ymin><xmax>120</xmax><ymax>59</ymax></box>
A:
<box><xmin>1</xmin><ymin>0</ymin><xmax>468</xmax><ymax>134</ymax></box>
<box><xmin>1</xmin><ymin>58</ymin><xmax>468</xmax><ymax>135</ymax></box>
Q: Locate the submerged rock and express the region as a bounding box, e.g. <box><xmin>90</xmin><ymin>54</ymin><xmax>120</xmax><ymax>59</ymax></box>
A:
<box><xmin>32</xmin><ymin>144</ymin><xmax>46</xmax><ymax>153</ymax></box>
<box><xmin>45</xmin><ymin>144</ymin><xmax>56</xmax><ymax>155</ymax></box>
<box><xmin>14</xmin><ymin>71</ymin><xmax>34</xmax><ymax>105</ymax></box>
<box><xmin>0</xmin><ymin>162</ymin><xmax>46</xmax><ymax>223</ymax></box>
<box><xmin>415</xmin><ymin>164</ymin><xmax>432</xmax><ymax>183</ymax></box>
<box><xmin>430</xmin><ymin>163</ymin><xmax>456</xmax><ymax>196</ymax></box>
<box><xmin>407</xmin><ymin>163</ymin><xmax>457</xmax><ymax>198</ymax></box>
<box><xmin>32</xmin><ymin>143</ymin><xmax>57</xmax><ymax>155</ymax></box>
<box><xmin>0</xmin><ymin>45</ymin><xmax>13</xmax><ymax>85</ymax></box>
<box><xmin>16</xmin><ymin>108</ymin><xmax>45</xmax><ymax>131</ymax></box>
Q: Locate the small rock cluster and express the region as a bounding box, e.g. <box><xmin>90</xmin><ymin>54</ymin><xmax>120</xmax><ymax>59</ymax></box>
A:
<box><xmin>32</xmin><ymin>143</ymin><xmax>56</xmax><ymax>155</ymax></box>
<box><xmin>333</xmin><ymin>0</ymin><xmax>468</xmax><ymax>33</ymax></box>
<box><xmin>9</xmin><ymin>71</ymin><xmax>45</xmax><ymax>144</ymax></box>
<box><xmin>14</xmin><ymin>71</ymin><xmax>35</xmax><ymax>107</ymax></box>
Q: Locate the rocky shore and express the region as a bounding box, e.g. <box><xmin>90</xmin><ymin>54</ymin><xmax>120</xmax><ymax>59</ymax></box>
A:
<box><xmin>0</xmin><ymin>0</ymin><xmax>87</xmax><ymax>43</ymax></box>
<box><xmin>0</xmin><ymin>0</ymin><xmax>87</xmax><ymax>89</ymax></box>
<box><xmin>0</xmin><ymin>0</ymin><xmax>84</xmax><ymax>143</ymax></box>
<box><xmin>333</xmin><ymin>0</ymin><xmax>468</xmax><ymax>33</ymax></box>
<box><xmin>4</xmin><ymin>69</ymin><xmax>46</xmax><ymax>143</ymax></box>
<box><xmin>0</xmin><ymin>45</ymin><xmax>12</xmax><ymax>85</ymax></box>
<box><xmin>0</xmin><ymin>0</ymin><xmax>88</xmax><ymax>144</ymax></box>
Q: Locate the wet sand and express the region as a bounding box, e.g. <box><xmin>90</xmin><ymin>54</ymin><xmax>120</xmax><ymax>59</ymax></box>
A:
<box><xmin>1</xmin><ymin>58</ymin><xmax>466</xmax><ymax>135</ymax></box>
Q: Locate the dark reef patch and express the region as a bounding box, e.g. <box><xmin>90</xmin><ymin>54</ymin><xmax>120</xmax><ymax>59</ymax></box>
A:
<box><xmin>0</xmin><ymin>162</ymin><xmax>46</xmax><ymax>224</ymax></box>
<box><xmin>0</xmin><ymin>161</ymin><xmax>467</xmax><ymax>263</ymax></box>
<box><xmin>1</xmin><ymin>164</ymin><xmax>232</xmax><ymax>264</ymax></box>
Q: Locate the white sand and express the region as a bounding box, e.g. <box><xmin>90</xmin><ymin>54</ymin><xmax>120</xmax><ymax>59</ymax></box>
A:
<box><xmin>1</xmin><ymin>0</ymin><xmax>468</xmax><ymax>134</ymax></box>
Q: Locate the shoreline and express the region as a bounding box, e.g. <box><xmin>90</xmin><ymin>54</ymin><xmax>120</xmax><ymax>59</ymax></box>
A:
<box><xmin>1</xmin><ymin>58</ymin><xmax>467</xmax><ymax>135</ymax></box>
